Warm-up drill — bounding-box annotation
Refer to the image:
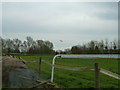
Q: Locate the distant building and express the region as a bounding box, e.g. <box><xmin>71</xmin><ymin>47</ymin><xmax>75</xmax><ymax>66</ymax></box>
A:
<box><xmin>55</xmin><ymin>50</ymin><xmax>66</xmax><ymax>54</ymax></box>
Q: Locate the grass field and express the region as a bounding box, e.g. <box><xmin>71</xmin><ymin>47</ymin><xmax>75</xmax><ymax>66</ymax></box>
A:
<box><xmin>19</xmin><ymin>55</ymin><xmax>119</xmax><ymax>88</ymax></box>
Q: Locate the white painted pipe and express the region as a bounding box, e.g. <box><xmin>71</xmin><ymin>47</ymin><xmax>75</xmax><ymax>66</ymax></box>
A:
<box><xmin>51</xmin><ymin>54</ymin><xmax>61</xmax><ymax>82</ymax></box>
<box><xmin>50</xmin><ymin>54</ymin><xmax>119</xmax><ymax>82</ymax></box>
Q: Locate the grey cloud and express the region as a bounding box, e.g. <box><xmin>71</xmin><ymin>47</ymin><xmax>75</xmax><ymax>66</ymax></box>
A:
<box><xmin>2</xmin><ymin>2</ymin><xmax>117</xmax><ymax>50</ymax></box>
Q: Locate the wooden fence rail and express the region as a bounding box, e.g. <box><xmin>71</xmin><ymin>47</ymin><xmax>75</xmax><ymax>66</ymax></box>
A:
<box><xmin>18</xmin><ymin>56</ymin><xmax>42</xmax><ymax>75</ymax></box>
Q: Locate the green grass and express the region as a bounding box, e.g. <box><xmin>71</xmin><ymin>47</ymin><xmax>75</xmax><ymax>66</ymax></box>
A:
<box><xmin>21</xmin><ymin>55</ymin><xmax>118</xmax><ymax>74</ymax></box>
<box><xmin>19</xmin><ymin>55</ymin><xmax>119</xmax><ymax>88</ymax></box>
<box><xmin>55</xmin><ymin>58</ymin><xmax>119</xmax><ymax>74</ymax></box>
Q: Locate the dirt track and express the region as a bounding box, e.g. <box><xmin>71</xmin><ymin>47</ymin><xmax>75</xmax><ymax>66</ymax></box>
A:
<box><xmin>2</xmin><ymin>56</ymin><xmax>59</xmax><ymax>88</ymax></box>
<box><xmin>2</xmin><ymin>56</ymin><xmax>27</xmax><ymax>86</ymax></box>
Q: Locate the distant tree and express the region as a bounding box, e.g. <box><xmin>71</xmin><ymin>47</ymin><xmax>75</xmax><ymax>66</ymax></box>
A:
<box><xmin>13</xmin><ymin>39</ymin><xmax>22</xmax><ymax>53</ymax></box>
<box><xmin>44</xmin><ymin>40</ymin><xmax>53</xmax><ymax>49</ymax></box>
<box><xmin>26</xmin><ymin>36</ymin><xmax>34</xmax><ymax>49</ymax></box>
<box><xmin>22</xmin><ymin>41</ymin><xmax>28</xmax><ymax>52</ymax></box>
<box><xmin>70</xmin><ymin>38</ymin><xmax>119</xmax><ymax>54</ymax></box>
<box><xmin>104</xmin><ymin>39</ymin><xmax>109</xmax><ymax>53</ymax></box>
<box><xmin>71</xmin><ymin>46</ymin><xmax>80</xmax><ymax>54</ymax></box>
<box><xmin>113</xmin><ymin>40</ymin><xmax>117</xmax><ymax>50</ymax></box>
<box><xmin>98</xmin><ymin>40</ymin><xmax>104</xmax><ymax>54</ymax></box>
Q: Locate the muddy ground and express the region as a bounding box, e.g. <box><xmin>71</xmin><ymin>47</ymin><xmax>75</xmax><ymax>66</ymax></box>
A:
<box><xmin>2</xmin><ymin>56</ymin><xmax>58</xmax><ymax>88</ymax></box>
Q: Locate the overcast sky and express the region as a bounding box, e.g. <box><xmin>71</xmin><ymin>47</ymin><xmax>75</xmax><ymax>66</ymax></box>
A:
<box><xmin>2</xmin><ymin>2</ymin><xmax>118</xmax><ymax>50</ymax></box>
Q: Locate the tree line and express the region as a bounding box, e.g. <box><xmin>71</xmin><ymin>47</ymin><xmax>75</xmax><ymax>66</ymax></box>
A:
<box><xmin>70</xmin><ymin>39</ymin><xmax>119</xmax><ymax>54</ymax></box>
<box><xmin>0</xmin><ymin>36</ymin><xmax>55</xmax><ymax>55</ymax></box>
<box><xmin>0</xmin><ymin>36</ymin><xmax>119</xmax><ymax>55</ymax></box>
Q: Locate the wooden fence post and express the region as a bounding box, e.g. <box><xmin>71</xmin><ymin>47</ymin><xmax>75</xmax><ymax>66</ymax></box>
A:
<box><xmin>95</xmin><ymin>63</ymin><xmax>100</xmax><ymax>90</ymax></box>
<box><xmin>18</xmin><ymin>56</ymin><xmax>20</xmax><ymax>60</ymax></box>
<box><xmin>39</xmin><ymin>57</ymin><xmax>41</xmax><ymax>75</ymax></box>
<box><xmin>13</xmin><ymin>54</ymin><xmax>14</xmax><ymax>58</ymax></box>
